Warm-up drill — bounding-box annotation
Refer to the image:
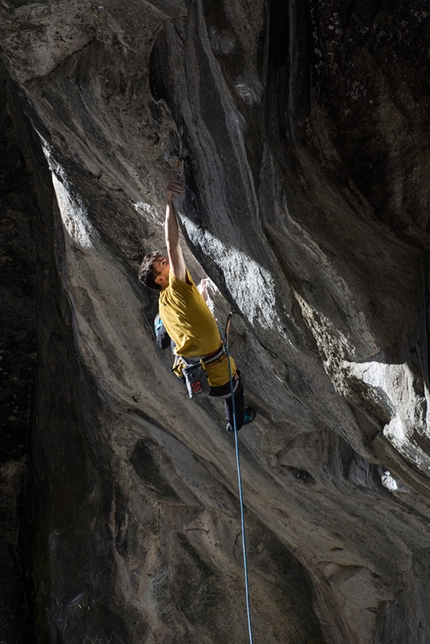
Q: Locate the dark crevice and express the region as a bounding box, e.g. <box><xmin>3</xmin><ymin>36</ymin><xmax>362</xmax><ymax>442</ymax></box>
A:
<box><xmin>0</xmin><ymin>65</ymin><xmax>38</xmax><ymax>643</ymax></box>
<box><xmin>264</xmin><ymin>0</ymin><xmax>312</xmax><ymax>149</ymax></box>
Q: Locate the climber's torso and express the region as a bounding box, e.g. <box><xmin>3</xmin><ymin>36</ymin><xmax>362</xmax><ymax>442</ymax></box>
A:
<box><xmin>159</xmin><ymin>270</ymin><xmax>236</xmax><ymax>387</ymax></box>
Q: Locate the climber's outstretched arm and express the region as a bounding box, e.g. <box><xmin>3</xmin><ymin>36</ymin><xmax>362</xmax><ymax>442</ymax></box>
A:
<box><xmin>165</xmin><ymin>179</ymin><xmax>186</xmax><ymax>283</ymax></box>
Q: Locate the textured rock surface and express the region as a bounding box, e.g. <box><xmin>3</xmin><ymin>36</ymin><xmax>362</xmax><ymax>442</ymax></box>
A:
<box><xmin>0</xmin><ymin>1</ymin><xmax>430</xmax><ymax>642</ymax></box>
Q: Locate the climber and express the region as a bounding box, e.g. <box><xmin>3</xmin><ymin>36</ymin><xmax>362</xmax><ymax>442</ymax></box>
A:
<box><xmin>138</xmin><ymin>179</ymin><xmax>255</xmax><ymax>431</ymax></box>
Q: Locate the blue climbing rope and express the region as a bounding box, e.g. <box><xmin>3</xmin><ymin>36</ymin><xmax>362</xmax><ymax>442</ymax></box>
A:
<box><xmin>224</xmin><ymin>312</ymin><xmax>254</xmax><ymax>644</ymax></box>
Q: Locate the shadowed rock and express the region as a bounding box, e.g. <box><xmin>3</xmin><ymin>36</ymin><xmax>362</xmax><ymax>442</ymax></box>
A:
<box><xmin>0</xmin><ymin>1</ymin><xmax>429</xmax><ymax>642</ymax></box>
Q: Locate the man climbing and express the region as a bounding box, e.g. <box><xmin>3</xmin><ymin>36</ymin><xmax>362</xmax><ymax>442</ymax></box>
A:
<box><xmin>138</xmin><ymin>179</ymin><xmax>255</xmax><ymax>431</ymax></box>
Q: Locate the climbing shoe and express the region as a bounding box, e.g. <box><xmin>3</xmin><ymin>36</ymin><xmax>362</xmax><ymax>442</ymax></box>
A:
<box><xmin>225</xmin><ymin>408</ymin><xmax>256</xmax><ymax>432</ymax></box>
<box><xmin>243</xmin><ymin>407</ymin><xmax>256</xmax><ymax>425</ymax></box>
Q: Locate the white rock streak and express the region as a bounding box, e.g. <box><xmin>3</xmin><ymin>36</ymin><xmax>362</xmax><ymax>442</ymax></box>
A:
<box><xmin>51</xmin><ymin>174</ymin><xmax>97</xmax><ymax>249</ymax></box>
<box><xmin>181</xmin><ymin>214</ymin><xmax>286</xmax><ymax>336</ymax></box>
<box><xmin>39</xmin><ymin>134</ymin><xmax>98</xmax><ymax>249</ymax></box>
<box><xmin>381</xmin><ymin>471</ymin><xmax>399</xmax><ymax>491</ymax></box>
<box><xmin>345</xmin><ymin>359</ymin><xmax>430</xmax><ymax>472</ymax></box>
<box><xmin>133</xmin><ymin>201</ymin><xmax>161</xmax><ymax>225</ymax></box>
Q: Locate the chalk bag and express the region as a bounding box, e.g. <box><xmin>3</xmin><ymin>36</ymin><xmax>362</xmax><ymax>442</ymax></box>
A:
<box><xmin>183</xmin><ymin>362</ymin><xmax>211</xmax><ymax>399</ymax></box>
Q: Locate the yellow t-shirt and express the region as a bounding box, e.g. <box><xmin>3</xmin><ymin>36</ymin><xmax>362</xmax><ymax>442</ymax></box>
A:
<box><xmin>159</xmin><ymin>270</ymin><xmax>236</xmax><ymax>387</ymax></box>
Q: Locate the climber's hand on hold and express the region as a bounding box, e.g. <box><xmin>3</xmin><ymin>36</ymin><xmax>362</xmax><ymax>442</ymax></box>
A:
<box><xmin>166</xmin><ymin>179</ymin><xmax>184</xmax><ymax>202</ymax></box>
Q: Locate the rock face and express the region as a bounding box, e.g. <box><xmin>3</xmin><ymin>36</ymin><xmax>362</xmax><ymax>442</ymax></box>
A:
<box><xmin>0</xmin><ymin>1</ymin><xmax>429</xmax><ymax>642</ymax></box>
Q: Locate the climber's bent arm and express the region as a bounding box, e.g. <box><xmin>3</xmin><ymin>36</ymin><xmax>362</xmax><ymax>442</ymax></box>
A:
<box><xmin>165</xmin><ymin>180</ymin><xmax>186</xmax><ymax>283</ymax></box>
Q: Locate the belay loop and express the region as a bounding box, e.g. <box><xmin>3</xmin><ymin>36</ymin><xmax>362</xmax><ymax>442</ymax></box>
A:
<box><xmin>223</xmin><ymin>312</ymin><xmax>254</xmax><ymax>644</ymax></box>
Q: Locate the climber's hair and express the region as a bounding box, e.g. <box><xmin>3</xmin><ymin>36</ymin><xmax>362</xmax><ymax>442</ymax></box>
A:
<box><xmin>138</xmin><ymin>251</ymin><xmax>165</xmax><ymax>291</ymax></box>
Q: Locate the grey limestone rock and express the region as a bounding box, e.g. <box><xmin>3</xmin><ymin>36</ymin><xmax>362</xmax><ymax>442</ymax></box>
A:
<box><xmin>0</xmin><ymin>1</ymin><xmax>429</xmax><ymax>642</ymax></box>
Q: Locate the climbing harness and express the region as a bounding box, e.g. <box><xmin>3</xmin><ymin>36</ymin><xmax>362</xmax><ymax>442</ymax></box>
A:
<box><xmin>179</xmin><ymin>345</ymin><xmax>226</xmax><ymax>399</ymax></box>
<box><xmin>224</xmin><ymin>312</ymin><xmax>254</xmax><ymax>644</ymax></box>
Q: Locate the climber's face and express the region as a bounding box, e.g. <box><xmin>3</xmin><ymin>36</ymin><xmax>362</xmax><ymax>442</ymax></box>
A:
<box><xmin>154</xmin><ymin>256</ymin><xmax>170</xmax><ymax>289</ymax></box>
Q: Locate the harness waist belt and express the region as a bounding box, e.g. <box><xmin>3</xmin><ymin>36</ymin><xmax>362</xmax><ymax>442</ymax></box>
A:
<box><xmin>181</xmin><ymin>344</ymin><xmax>225</xmax><ymax>367</ymax></box>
